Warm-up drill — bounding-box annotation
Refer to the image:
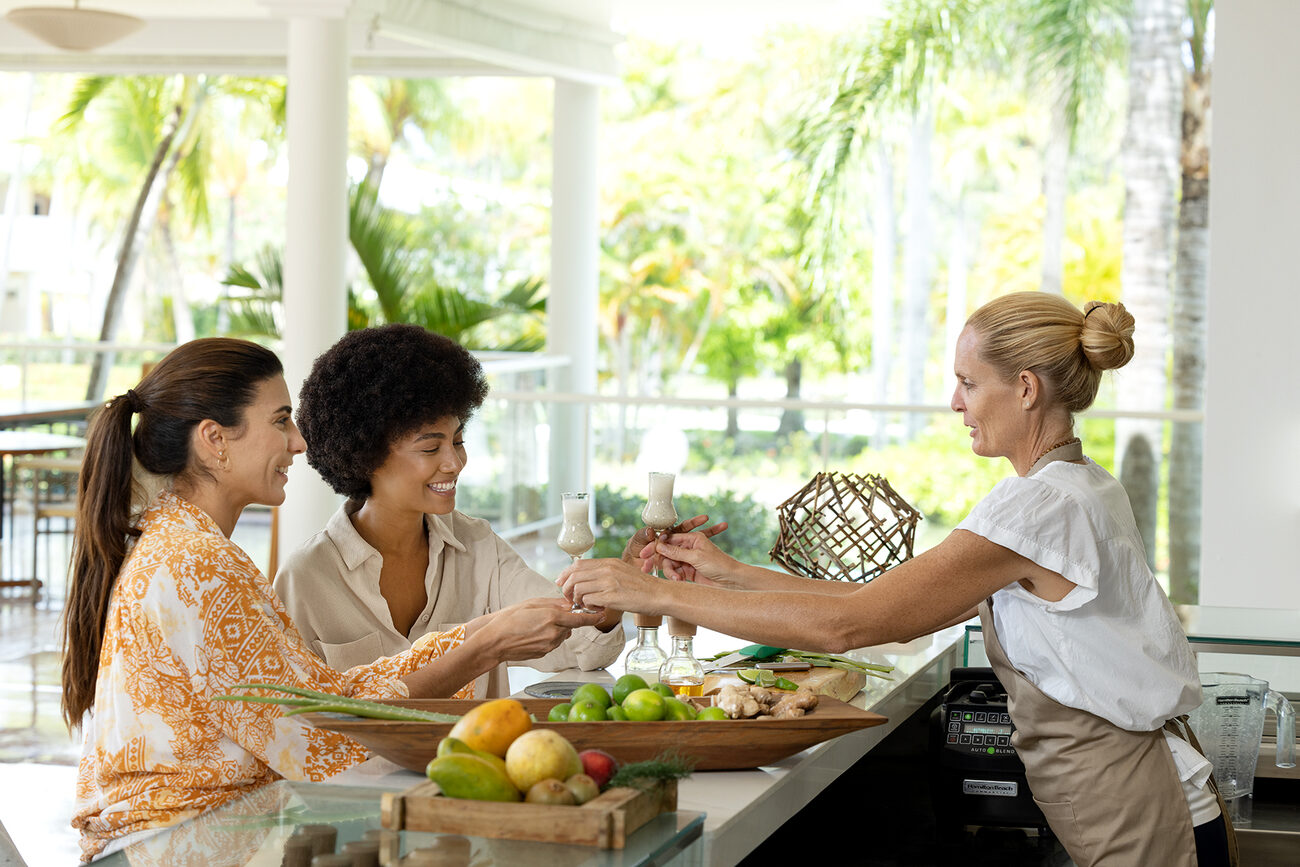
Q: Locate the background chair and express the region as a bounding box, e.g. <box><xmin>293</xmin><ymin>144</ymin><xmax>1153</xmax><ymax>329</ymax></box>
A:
<box><xmin>14</xmin><ymin>455</ymin><xmax>80</xmax><ymax>605</ymax></box>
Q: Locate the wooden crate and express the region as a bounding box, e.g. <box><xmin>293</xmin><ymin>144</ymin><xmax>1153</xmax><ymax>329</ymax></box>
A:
<box><xmin>380</xmin><ymin>779</ymin><xmax>677</xmax><ymax>849</ymax></box>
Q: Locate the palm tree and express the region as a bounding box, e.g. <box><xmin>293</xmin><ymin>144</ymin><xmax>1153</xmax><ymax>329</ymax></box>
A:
<box><xmin>1116</xmin><ymin>0</ymin><xmax>1183</xmax><ymax>570</ymax></box>
<box><xmin>58</xmin><ymin>75</ymin><xmax>208</xmax><ymax>400</ymax></box>
<box><xmin>792</xmin><ymin>2</ymin><xmax>1002</xmax><ymax>438</ymax></box>
<box><xmin>56</xmin><ymin>74</ymin><xmax>284</xmax><ymax>399</ymax></box>
<box><xmin>1168</xmin><ymin>0</ymin><xmax>1212</xmax><ymax>601</ymax></box>
<box><xmin>1015</xmin><ymin>0</ymin><xmax>1129</xmax><ymax>294</ymax></box>
<box><xmin>351</xmin><ymin>78</ymin><xmax>456</xmax><ymax>193</ymax></box>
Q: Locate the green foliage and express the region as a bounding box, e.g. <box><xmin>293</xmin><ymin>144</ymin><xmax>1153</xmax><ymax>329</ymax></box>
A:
<box><xmin>592</xmin><ymin>484</ymin><xmax>777</xmax><ymax>566</ymax></box>
<box><xmin>849</xmin><ymin>428</ymin><xmax>1014</xmax><ymax>527</ymax></box>
<box><xmin>217</xmin><ymin>183</ymin><xmax>546</xmax><ymax>350</ymax></box>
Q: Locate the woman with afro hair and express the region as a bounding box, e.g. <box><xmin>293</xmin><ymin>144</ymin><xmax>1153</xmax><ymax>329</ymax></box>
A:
<box><xmin>275</xmin><ymin>324</ymin><xmax>717</xmax><ymax>697</ymax></box>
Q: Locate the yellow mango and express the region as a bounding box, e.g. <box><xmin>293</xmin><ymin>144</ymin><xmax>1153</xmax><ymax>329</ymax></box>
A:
<box><xmin>447</xmin><ymin>698</ymin><xmax>532</xmax><ymax>758</ymax></box>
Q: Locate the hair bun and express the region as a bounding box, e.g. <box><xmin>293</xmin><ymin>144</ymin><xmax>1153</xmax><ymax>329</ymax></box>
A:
<box><xmin>1080</xmin><ymin>301</ymin><xmax>1135</xmax><ymax>371</ymax></box>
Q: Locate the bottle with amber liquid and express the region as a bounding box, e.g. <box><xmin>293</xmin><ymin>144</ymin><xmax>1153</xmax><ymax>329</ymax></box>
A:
<box><xmin>659</xmin><ymin>622</ymin><xmax>705</xmax><ymax>697</ymax></box>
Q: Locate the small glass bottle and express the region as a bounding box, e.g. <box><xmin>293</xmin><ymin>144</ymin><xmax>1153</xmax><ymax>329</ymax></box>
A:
<box><xmin>659</xmin><ymin>632</ymin><xmax>705</xmax><ymax>697</ymax></box>
<box><xmin>624</xmin><ymin>624</ymin><xmax>667</xmax><ymax>684</ymax></box>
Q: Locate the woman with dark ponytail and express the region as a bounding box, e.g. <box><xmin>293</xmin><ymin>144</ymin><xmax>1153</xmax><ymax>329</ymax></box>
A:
<box><xmin>61</xmin><ymin>339</ymin><xmax>585</xmax><ymax>862</ymax></box>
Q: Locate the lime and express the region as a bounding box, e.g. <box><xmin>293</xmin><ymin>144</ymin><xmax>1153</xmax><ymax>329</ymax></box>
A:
<box><xmin>696</xmin><ymin>706</ymin><xmax>728</xmax><ymax>721</ymax></box>
<box><xmin>612</xmin><ymin>673</ymin><xmax>649</xmax><ymax>705</ymax></box>
<box><xmin>570</xmin><ymin>683</ymin><xmax>613</xmax><ymax>710</ymax></box>
<box><xmin>663</xmin><ymin>697</ymin><xmax>697</xmax><ymax>721</ymax></box>
<box><xmin>607</xmin><ymin>705</ymin><xmax>629</xmax><ymax>721</ymax></box>
<box><xmin>567</xmin><ymin>700</ymin><xmax>608</xmax><ymax>722</ymax></box>
<box><xmin>547</xmin><ymin>702</ymin><xmax>573</xmax><ymax>722</ymax></box>
<box><xmin>650</xmin><ymin>682</ymin><xmax>675</xmax><ymax>699</ymax></box>
<box><xmin>620</xmin><ymin>688</ymin><xmax>667</xmax><ymax>721</ymax></box>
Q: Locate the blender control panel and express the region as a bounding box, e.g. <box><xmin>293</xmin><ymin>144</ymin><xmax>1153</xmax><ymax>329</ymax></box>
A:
<box><xmin>941</xmin><ymin>678</ymin><xmax>1018</xmax><ymax>758</ymax></box>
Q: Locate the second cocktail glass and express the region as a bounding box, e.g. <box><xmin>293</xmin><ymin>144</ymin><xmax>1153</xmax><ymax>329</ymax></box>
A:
<box><xmin>624</xmin><ymin>471</ymin><xmax>678</xmax><ymax>682</ymax></box>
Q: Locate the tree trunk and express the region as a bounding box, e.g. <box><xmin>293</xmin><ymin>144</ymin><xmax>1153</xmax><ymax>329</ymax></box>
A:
<box><xmin>776</xmin><ymin>357</ymin><xmax>804</xmax><ymax>437</ymax></box>
<box><xmin>725</xmin><ymin>378</ymin><xmax>740</xmax><ymax>442</ymax></box>
<box><xmin>1041</xmin><ymin>83</ymin><xmax>1070</xmax><ymax>295</ymax></box>
<box><xmin>85</xmin><ymin>87</ymin><xmax>204</xmax><ymax>400</ymax></box>
<box><xmin>902</xmin><ymin>100</ymin><xmax>934</xmax><ymax>440</ymax></box>
<box><xmin>871</xmin><ymin>142</ymin><xmax>897</xmax><ymax>449</ymax></box>
<box><xmin>1116</xmin><ymin>0</ymin><xmax>1183</xmax><ymax>570</ymax></box>
<box><xmin>160</xmin><ymin>217</ymin><xmax>194</xmax><ymax>344</ymax></box>
<box><xmin>945</xmin><ymin>195</ymin><xmax>970</xmax><ymax>369</ymax></box>
<box><xmin>1169</xmin><ymin>68</ymin><xmax>1211</xmax><ymax>603</ymax></box>
<box><xmin>363</xmin><ymin>151</ymin><xmax>387</xmax><ymax>194</ymax></box>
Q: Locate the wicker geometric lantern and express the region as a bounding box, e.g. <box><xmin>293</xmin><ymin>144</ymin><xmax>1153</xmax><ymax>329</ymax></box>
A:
<box><xmin>768</xmin><ymin>472</ymin><xmax>922</xmax><ymax>583</ymax></box>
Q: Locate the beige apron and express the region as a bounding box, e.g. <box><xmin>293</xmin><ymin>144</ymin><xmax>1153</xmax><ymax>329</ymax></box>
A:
<box><xmin>980</xmin><ymin>600</ymin><xmax>1200</xmax><ymax>865</ymax></box>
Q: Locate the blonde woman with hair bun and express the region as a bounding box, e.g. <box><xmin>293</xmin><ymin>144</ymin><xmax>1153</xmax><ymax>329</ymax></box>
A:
<box><xmin>562</xmin><ymin>291</ymin><xmax>1235</xmax><ymax>866</ymax></box>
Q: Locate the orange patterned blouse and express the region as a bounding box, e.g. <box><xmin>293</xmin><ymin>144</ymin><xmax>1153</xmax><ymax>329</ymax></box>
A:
<box><xmin>72</xmin><ymin>491</ymin><xmax>473</xmax><ymax>861</ymax></box>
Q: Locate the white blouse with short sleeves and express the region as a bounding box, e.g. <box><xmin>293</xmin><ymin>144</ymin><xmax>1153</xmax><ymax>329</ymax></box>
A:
<box><xmin>957</xmin><ymin>459</ymin><xmax>1218</xmax><ymax>824</ymax></box>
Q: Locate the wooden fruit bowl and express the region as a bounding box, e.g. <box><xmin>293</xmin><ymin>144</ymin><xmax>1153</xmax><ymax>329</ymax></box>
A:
<box><xmin>304</xmin><ymin>696</ymin><xmax>886</xmax><ymax>773</ymax></box>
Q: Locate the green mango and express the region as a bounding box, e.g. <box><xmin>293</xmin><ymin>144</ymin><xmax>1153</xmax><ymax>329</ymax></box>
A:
<box><xmin>425</xmin><ymin>753</ymin><xmax>521</xmax><ymax>802</ymax></box>
<box><xmin>435</xmin><ymin>736</ymin><xmax>509</xmax><ymax>777</ymax></box>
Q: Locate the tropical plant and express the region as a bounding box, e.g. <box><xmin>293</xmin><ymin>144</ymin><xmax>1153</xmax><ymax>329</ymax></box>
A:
<box><xmin>221</xmin><ymin>183</ymin><xmax>546</xmax><ymax>349</ymax></box>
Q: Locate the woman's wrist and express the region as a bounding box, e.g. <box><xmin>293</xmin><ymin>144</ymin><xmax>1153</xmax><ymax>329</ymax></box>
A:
<box><xmin>459</xmin><ymin>615</ymin><xmax>508</xmax><ymax>667</ymax></box>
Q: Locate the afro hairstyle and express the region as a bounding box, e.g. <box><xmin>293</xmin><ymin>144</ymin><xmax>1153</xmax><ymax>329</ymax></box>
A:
<box><xmin>296</xmin><ymin>324</ymin><xmax>489</xmax><ymax>499</ymax></box>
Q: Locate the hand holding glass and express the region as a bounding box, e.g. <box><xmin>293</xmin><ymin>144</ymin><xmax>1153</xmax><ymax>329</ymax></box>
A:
<box><xmin>641</xmin><ymin>472</ymin><xmax>678</xmax><ymax>578</ymax></box>
<box><xmin>558</xmin><ymin>492</ymin><xmax>598</xmax><ymax>613</ymax></box>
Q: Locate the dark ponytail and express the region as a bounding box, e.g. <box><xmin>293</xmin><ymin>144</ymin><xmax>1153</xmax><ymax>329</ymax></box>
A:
<box><xmin>61</xmin><ymin>338</ymin><xmax>282</xmax><ymax>728</ymax></box>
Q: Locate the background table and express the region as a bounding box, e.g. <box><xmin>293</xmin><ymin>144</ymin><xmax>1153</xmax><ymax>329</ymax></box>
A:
<box><xmin>0</xmin><ymin>430</ymin><xmax>85</xmax><ymax>594</ymax></box>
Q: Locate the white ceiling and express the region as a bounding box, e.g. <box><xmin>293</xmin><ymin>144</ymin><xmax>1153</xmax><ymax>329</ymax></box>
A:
<box><xmin>0</xmin><ymin>0</ymin><xmax>622</xmax><ymax>80</ymax></box>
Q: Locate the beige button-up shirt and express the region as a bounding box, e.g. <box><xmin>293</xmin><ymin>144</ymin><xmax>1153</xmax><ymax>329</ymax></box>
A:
<box><xmin>274</xmin><ymin>501</ymin><xmax>625</xmax><ymax>697</ymax></box>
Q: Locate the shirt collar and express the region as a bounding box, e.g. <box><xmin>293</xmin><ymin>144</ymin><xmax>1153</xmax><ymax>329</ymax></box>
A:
<box><xmin>147</xmin><ymin>489</ymin><xmax>225</xmax><ymax>537</ymax></box>
<box><xmin>328</xmin><ymin>500</ymin><xmax>467</xmax><ymax>571</ymax></box>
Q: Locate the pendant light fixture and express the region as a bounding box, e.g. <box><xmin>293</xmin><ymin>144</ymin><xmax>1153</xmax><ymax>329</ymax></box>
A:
<box><xmin>6</xmin><ymin>0</ymin><xmax>144</xmax><ymax>52</ymax></box>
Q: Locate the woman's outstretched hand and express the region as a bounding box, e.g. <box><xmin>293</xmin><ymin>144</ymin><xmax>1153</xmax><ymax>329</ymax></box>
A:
<box><xmin>468</xmin><ymin>598</ymin><xmax>604</xmax><ymax>664</ymax></box>
<box><xmin>640</xmin><ymin>531</ymin><xmax>743</xmax><ymax>587</ymax></box>
<box><xmin>560</xmin><ymin>558</ymin><xmax>662</xmax><ymax>616</ymax></box>
<box><xmin>622</xmin><ymin>515</ymin><xmax>728</xmax><ymax>564</ymax></box>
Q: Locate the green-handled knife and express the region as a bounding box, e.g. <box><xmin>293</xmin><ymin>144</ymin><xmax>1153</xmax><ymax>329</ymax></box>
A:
<box><xmin>707</xmin><ymin>644</ymin><xmax>786</xmax><ymax>670</ymax></box>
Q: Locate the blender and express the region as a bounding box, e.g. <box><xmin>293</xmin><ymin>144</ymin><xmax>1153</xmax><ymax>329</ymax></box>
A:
<box><xmin>1187</xmin><ymin>672</ymin><xmax>1295</xmax><ymax>827</ymax></box>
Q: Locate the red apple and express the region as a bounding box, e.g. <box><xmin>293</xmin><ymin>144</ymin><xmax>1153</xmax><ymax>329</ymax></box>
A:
<box><xmin>577</xmin><ymin>749</ymin><xmax>618</xmax><ymax>789</ymax></box>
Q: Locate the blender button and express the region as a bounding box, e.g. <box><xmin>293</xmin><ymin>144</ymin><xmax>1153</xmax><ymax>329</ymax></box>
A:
<box><xmin>949</xmin><ymin>721</ymin><xmax>960</xmax><ymax>732</ymax></box>
<box><xmin>998</xmin><ymin>736</ymin><xmax>1009</xmax><ymax>746</ymax></box>
<box><xmin>975</xmin><ymin>712</ymin><xmax>986</xmax><ymax>722</ymax></box>
<box><xmin>949</xmin><ymin>710</ymin><xmax>960</xmax><ymax>720</ymax></box>
<box><xmin>947</xmin><ymin>734</ymin><xmax>958</xmax><ymax>744</ymax></box>
<box><xmin>960</xmin><ymin>735</ymin><xmax>971</xmax><ymax>744</ymax></box>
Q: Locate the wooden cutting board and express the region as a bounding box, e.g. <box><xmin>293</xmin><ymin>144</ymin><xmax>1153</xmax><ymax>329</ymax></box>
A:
<box><xmin>702</xmin><ymin>666</ymin><xmax>866</xmax><ymax>702</ymax></box>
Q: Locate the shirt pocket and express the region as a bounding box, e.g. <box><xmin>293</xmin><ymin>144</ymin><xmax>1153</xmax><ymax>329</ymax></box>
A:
<box><xmin>314</xmin><ymin>633</ymin><xmax>384</xmax><ymax>671</ymax></box>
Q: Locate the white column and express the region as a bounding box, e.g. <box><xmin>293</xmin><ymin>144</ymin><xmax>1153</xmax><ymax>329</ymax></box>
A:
<box><xmin>276</xmin><ymin>8</ymin><xmax>350</xmax><ymax>563</ymax></box>
<box><xmin>548</xmin><ymin>80</ymin><xmax>599</xmax><ymax>498</ymax></box>
<box><xmin>1201</xmin><ymin>0</ymin><xmax>1300</xmax><ymax>609</ymax></box>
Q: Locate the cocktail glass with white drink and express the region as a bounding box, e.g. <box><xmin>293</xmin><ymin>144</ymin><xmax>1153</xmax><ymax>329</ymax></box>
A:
<box><xmin>624</xmin><ymin>472</ymin><xmax>679</xmax><ymax>682</ymax></box>
<box><xmin>557</xmin><ymin>492</ymin><xmax>598</xmax><ymax>613</ymax></box>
